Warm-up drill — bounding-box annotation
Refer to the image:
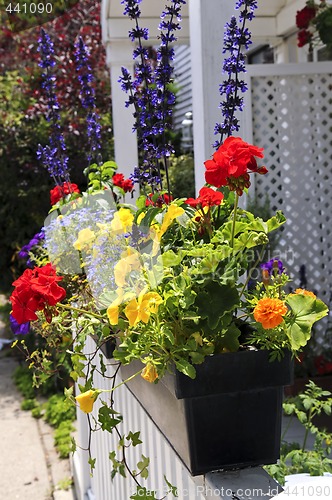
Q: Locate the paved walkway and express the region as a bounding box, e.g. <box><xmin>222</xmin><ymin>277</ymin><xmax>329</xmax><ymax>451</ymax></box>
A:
<box><xmin>0</xmin><ymin>294</ymin><xmax>75</xmax><ymax>500</ymax></box>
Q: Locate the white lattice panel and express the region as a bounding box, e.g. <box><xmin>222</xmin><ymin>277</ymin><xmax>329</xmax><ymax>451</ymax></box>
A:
<box><xmin>246</xmin><ymin>63</ymin><xmax>332</xmax><ymax>340</ymax></box>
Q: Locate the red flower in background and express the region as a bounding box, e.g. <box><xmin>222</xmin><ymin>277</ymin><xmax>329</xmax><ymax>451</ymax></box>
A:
<box><xmin>112</xmin><ymin>173</ymin><xmax>134</xmax><ymax>193</ymax></box>
<box><xmin>296</xmin><ymin>6</ymin><xmax>316</xmax><ymax>29</ymax></box>
<box><xmin>10</xmin><ymin>264</ymin><xmax>66</xmax><ymax>324</ymax></box>
<box><xmin>145</xmin><ymin>193</ymin><xmax>173</xmax><ymax>207</ymax></box>
<box><xmin>112</xmin><ymin>173</ymin><xmax>125</xmax><ymax>187</ymax></box>
<box><xmin>204</xmin><ymin>137</ymin><xmax>266</xmax><ymax>195</ymax></box>
<box><xmin>297</xmin><ymin>29</ymin><xmax>313</xmax><ymax>47</ymax></box>
<box><xmin>50</xmin><ymin>182</ymin><xmax>80</xmax><ymax>205</ymax></box>
<box><xmin>315</xmin><ymin>355</ymin><xmax>332</xmax><ymax>376</ymax></box>
<box><xmin>185</xmin><ymin>187</ymin><xmax>224</xmax><ymax>208</ymax></box>
<box><xmin>122</xmin><ymin>178</ymin><xmax>134</xmax><ymax>193</ymax></box>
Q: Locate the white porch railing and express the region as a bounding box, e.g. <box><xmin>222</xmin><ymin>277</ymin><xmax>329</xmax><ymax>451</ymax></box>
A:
<box><xmin>72</xmin><ymin>337</ymin><xmax>280</xmax><ymax>500</ymax></box>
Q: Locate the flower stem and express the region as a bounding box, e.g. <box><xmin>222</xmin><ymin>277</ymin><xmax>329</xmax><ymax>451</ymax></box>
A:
<box><xmin>231</xmin><ymin>193</ymin><xmax>239</xmax><ymax>248</ymax></box>
<box><xmin>57</xmin><ymin>303</ymin><xmax>105</xmax><ymax>320</ymax></box>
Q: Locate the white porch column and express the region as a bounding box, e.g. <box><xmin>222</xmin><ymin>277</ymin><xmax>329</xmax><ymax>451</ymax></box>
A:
<box><xmin>189</xmin><ymin>0</ymin><xmax>236</xmax><ymax>194</ymax></box>
<box><xmin>105</xmin><ymin>40</ymin><xmax>138</xmax><ymax>182</ymax></box>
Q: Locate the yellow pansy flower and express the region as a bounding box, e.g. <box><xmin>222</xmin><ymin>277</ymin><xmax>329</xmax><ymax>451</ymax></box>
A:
<box><xmin>143</xmin><ymin>292</ymin><xmax>163</xmax><ymax>313</ymax></box>
<box><xmin>124</xmin><ymin>296</ymin><xmax>148</xmax><ymax>326</ymax></box>
<box><xmin>107</xmin><ymin>305</ymin><xmax>119</xmax><ymax>325</ymax></box>
<box><xmin>124</xmin><ymin>292</ymin><xmax>162</xmax><ymax>327</ymax></box>
<box><xmin>114</xmin><ymin>258</ymin><xmax>132</xmax><ymax>287</ymax></box>
<box><xmin>141</xmin><ymin>363</ymin><xmax>158</xmax><ymax>383</ymax></box>
<box><xmin>73</xmin><ymin>228</ymin><xmax>96</xmax><ymax>251</ymax></box>
<box><xmin>111</xmin><ymin>208</ymin><xmax>134</xmax><ymax>233</ymax></box>
<box><xmin>158</xmin><ymin>204</ymin><xmax>185</xmax><ymax>241</ymax></box>
<box><xmin>120</xmin><ymin>247</ymin><xmax>141</xmax><ymax>270</ymax></box>
<box><xmin>136</xmin><ymin>212</ymin><xmax>145</xmax><ymax>225</ymax></box>
<box><xmin>75</xmin><ymin>389</ymin><xmax>98</xmax><ymax>413</ymax></box>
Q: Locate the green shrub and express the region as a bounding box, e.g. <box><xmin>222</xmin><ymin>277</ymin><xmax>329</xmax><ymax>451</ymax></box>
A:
<box><xmin>54</xmin><ymin>421</ymin><xmax>76</xmax><ymax>458</ymax></box>
<box><xmin>13</xmin><ymin>365</ymin><xmax>35</xmax><ymax>399</ymax></box>
<box><xmin>21</xmin><ymin>398</ymin><xmax>38</xmax><ymax>411</ymax></box>
<box><xmin>44</xmin><ymin>393</ymin><xmax>76</xmax><ymax>428</ymax></box>
<box><xmin>265</xmin><ymin>381</ymin><xmax>332</xmax><ymax>484</ymax></box>
<box><xmin>166</xmin><ymin>154</ymin><xmax>195</xmax><ymax>199</ymax></box>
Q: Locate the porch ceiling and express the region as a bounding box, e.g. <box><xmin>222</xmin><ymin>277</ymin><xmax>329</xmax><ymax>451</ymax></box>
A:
<box><xmin>102</xmin><ymin>0</ymin><xmax>303</xmax><ymax>44</ymax></box>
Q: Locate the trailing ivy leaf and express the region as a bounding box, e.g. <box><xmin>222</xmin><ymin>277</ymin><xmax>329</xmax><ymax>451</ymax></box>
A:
<box><xmin>88</xmin><ymin>457</ymin><xmax>96</xmax><ymax>472</ymax></box>
<box><xmin>137</xmin><ymin>454</ymin><xmax>150</xmax><ymax>480</ymax></box>
<box><xmin>109</xmin><ymin>451</ymin><xmax>126</xmax><ymax>479</ymax></box>
<box><xmin>98</xmin><ymin>404</ymin><xmax>123</xmax><ymax>432</ymax></box>
<box><xmin>99</xmin><ymin>354</ymin><xmax>107</xmax><ymax>376</ymax></box>
<box><xmin>126</xmin><ymin>431</ymin><xmax>143</xmax><ymax>447</ymax></box>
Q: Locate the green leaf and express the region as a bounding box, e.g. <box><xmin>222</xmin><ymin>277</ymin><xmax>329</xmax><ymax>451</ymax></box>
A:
<box><xmin>266</xmin><ymin>210</ymin><xmax>286</xmax><ymax>232</ymax></box>
<box><xmin>88</xmin><ymin>457</ymin><xmax>96</xmax><ymax>471</ymax></box>
<box><xmin>189</xmin><ymin>351</ymin><xmax>205</xmax><ymax>364</ymax></box>
<box><xmin>286</xmin><ymin>295</ymin><xmax>328</xmax><ymax>350</ymax></box>
<box><xmin>175</xmin><ymin>358</ymin><xmax>196</xmax><ymax>379</ymax></box>
<box><xmin>283</xmin><ymin>402</ymin><xmax>296</xmax><ymax>415</ymax></box>
<box><xmin>137</xmin><ymin>454</ymin><xmax>150</xmax><ymax>480</ymax></box>
<box><xmin>195</xmin><ymin>282</ymin><xmax>240</xmax><ymax>330</ymax></box>
<box><xmin>126</xmin><ymin>431</ymin><xmax>143</xmax><ymax>447</ymax></box>
<box><xmin>162</xmin><ymin>249</ymin><xmax>184</xmax><ymax>267</ymax></box>
<box><xmin>220</xmin><ymin>323</ymin><xmax>241</xmax><ymax>352</ymax></box>
<box><xmin>98</xmin><ymin>404</ymin><xmax>123</xmax><ymax>432</ymax></box>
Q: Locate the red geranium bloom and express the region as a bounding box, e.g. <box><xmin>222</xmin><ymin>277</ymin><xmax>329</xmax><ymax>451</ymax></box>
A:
<box><xmin>122</xmin><ymin>178</ymin><xmax>134</xmax><ymax>193</ymax></box>
<box><xmin>112</xmin><ymin>173</ymin><xmax>134</xmax><ymax>193</ymax></box>
<box><xmin>112</xmin><ymin>173</ymin><xmax>125</xmax><ymax>187</ymax></box>
<box><xmin>185</xmin><ymin>187</ymin><xmax>224</xmax><ymax>208</ymax></box>
<box><xmin>50</xmin><ymin>182</ymin><xmax>80</xmax><ymax>205</ymax></box>
<box><xmin>10</xmin><ymin>288</ymin><xmax>44</xmax><ymax>324</ymax></box>
<box><xmin>296</xmin><ymin>6</ymin><xmax>316</xmax><ymax>29</ymax></box>
<box><xmin>297</xmin><ymin>29</ymin><xmax>313</xmax><ymax>47</ymax></box>
<box><xmin>204</xmin><ymin>136</ymin><xmax>266</xmax><ymax>194</ymax></box>
<box><xmin>30</xmin><ymin>264</ymin><xmax>66</xmax><ymax>306</ymax></box>
<box><xmin>10</xmin><ymin>264</ymin><xmax>66</xmax><ymax>324</ymax></box>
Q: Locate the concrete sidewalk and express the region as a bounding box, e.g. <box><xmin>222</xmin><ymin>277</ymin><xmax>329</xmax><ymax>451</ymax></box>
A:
<box><xmin>0</xmin><ymin>349</ymin><xmax>76</xmax><ymax>500</ymax></box>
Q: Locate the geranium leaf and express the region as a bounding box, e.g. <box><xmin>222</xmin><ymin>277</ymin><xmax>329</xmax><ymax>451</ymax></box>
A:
<box><xmin>285</xmin><ymin>295</ymin><xmax>328</xmax><ymax>350</ymax></box>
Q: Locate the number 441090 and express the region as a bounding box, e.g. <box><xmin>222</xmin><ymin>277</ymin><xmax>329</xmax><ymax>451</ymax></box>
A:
<box><xmin>5</xmin><ymin>3</ymin><xmax>53</xmax><ymax>15</ymax></box>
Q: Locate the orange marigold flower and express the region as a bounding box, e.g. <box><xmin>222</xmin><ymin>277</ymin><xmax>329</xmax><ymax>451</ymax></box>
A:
<box><xmin>294</xmin><ymin>288</ymin><xmax>316</xmax><ymax>299</ymax></box>
<box><xmin>253</xmin><ymin>297</ymin><xmax>288</xmax><ymax>329</ymax></box>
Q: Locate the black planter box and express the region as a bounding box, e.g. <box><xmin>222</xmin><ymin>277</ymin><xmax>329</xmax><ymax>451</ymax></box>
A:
<box><xmin>121</xmin><ymin>350</ymin><xmax>293</xmax><ymax>476</ymax></box>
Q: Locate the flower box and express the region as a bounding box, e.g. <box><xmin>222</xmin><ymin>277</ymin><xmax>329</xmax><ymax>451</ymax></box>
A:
<box><xmin>121</xmin><ymin>350</ymin><xmax>293</xmax><ymax>476</ymax></box>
